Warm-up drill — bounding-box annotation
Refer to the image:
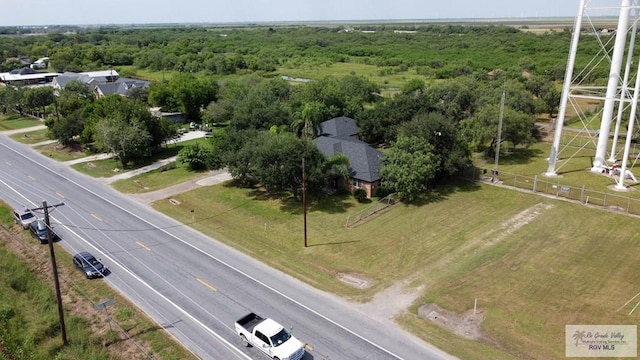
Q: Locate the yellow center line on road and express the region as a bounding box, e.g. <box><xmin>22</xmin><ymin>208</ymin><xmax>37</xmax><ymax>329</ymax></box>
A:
<box><xmin>196</xmin><ymin>278</ymin><xmax>217</xmax><ymax>292</ymax></box>
<box><xmin>91</xmin><ymin>213</ymin><xmax>103</xmax><ymax>221</ymax></box>
<box><xmin>56</xmin><ymin>192</ymin><xmax>65</xmax><ymax>198</ymax></box>
<box><xmin>304</xmin><ymin>343</ymin><xmax>313</xmax><ymax>351</ymax></box>
<box><xmin>136</xmin><ymin>241</ymin><xmax>151</xmax><ymax>251</ymax></box>
<box><xmin>27</xmin><ymin>175</ymin><xmax>35</xmax><ymax>181</ymax></box>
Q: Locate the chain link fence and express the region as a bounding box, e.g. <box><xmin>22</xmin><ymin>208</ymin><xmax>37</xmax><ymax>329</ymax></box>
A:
<box><xmin>461</xmin><ymin>166</ymin><xmax>640</xmax><ymax>217</ymax></box>
<box><xmin>345</xmin><ymin>193</ymin><xmax>398</xmax><ymax>227</ymax></box>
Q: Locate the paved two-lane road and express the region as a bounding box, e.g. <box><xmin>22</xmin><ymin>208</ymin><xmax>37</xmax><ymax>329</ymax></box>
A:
<box><xmin>0</xmin><ymin>134</ymin><xmax>454</xmax><ymax>360</ymax></box>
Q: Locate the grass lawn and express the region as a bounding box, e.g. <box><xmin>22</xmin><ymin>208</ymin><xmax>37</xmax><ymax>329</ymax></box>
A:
<box><xmin>33</xmin><ymin>142</ymin><xmax>90</xmax><ymax>162</ymax></box>
<box><xmin>9</xmin><ymin>128</ymin><xmax>50</xmax><ymax>144</ymax></box>
<box><xmin>482</xmin><ymin>141</ymin><xmax>640</xmax><ymax>201</ymax></box>
<box><xmin>0</xmin><ymin>204</ymin><xmax>195</xmax><ymax>360</ymax></box>
<box><xmin>116</xmin><ymin>66</ymin><xmax>179</xmax><ymax>82</ymax></box>
<box><xmin>0</xmin><ymin>113</ymin><xmax>43</xmax><ymax>130</ymax></box>
<box><xmin>151</xmin><ymin>169</ymin><xmax>640</xmax><ymax>359</ymax></box>
<box><xmin>279</xmin><ymin>61</ymin><xmax>422</xmax><ymax>89</ymax></box>
<box><xmin>71</xmin><ymin>138</ymin><xmax>210</xmax><ymax>178</ymax></box>
<box><xmin>400</xmin><ymin>196</ymin><xmax>640</xmax><ymax>359</ymax></box>
<box><xmin>111</xmin><ymin>163</ymin><xmax>209</xmax><ymax>193</ymax></box>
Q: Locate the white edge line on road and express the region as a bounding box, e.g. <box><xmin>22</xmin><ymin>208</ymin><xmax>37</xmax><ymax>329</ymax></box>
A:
<box><xmin>0</xmin><ymin>175</ymin><xmax>251</xmax><ymax>360</ymax></box>
<box><xmin>2</xmin><ymin>142</ymin><xmax>413</xmax><ymax>360</ymax></box>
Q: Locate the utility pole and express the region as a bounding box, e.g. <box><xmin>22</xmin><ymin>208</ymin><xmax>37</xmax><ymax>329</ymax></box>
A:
<box><xmin>493</xmin><ymin>87</ymin><xmax>506</xmax><ymax>183</ymax></box>
<box><xmin>302</xmin><ymin>158</ymin><xmax>307</xmax><ymax>248</ymax></box>
<box><xmin>35</xmin><ymin>200</ymin><xmax>67</xmax><ymax>346</ymax></box>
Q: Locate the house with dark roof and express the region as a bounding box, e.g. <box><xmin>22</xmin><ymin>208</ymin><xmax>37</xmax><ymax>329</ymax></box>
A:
<box><xmin>94</xmin><ymin>77</ymin><xmax>150</xmax><ymax>98</ymax></box>
<box><xmin>51</xmin><ymin>70</ymin><xmax>121</xmax><ymax>91</ymax></box>
<box><xmin>318</xmin><ymin>115</ymin><xmax>361</xmax><ymax>139</ymax></box>
<box><xmin>314</xmin><ymin>116</ymin><xmax>383</xmax><ymax>198</ymax></box>
<box><xmin>52</xmin><ymin>72</ymin><xmax>97</xmax><ymax>90</ymax></box>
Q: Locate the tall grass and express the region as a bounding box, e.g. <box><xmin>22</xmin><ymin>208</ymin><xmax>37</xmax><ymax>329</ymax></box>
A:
<box><xmin>0</xmin><ymin>241</ymin><xmax>111</xmax><ymax>360</ymax></box>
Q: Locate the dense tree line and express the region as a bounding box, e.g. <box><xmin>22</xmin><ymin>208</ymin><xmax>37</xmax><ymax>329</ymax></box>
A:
<box><xmin>195</xmin><ymin>70</ymin><xmax>553</xmax><ymax>201</ymax></box>
<box><xmin>0</xmin><ymin>66</ymin><xmax>556</xmax><ymax>200</ymax></box>
<box><xmin>0</xmin><ymin>24</ymin><xmax>568</xmax><ymax>201</ymax></box>
<box><xmin>0</xmin><ymin>24</ymin><xmax>610</xmax><ymax>82</ymax></box>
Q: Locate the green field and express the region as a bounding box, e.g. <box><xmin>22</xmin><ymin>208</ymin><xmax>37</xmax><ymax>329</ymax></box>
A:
<box><xmin>70</xmin><ymin>138</ymin><xmax>209</xmax><ymax>178</ymax></box>
<box><xmin>0</xmin><ymin>205</ymin><xmax>195</xmax><ymax>360</ymax></box>
<box><xmin>279</xmin><ymin>61</ymin><xmax>421</xmax><ymax>89</ymax></box>
<box><xmin>0</xmin><ymin>113</ymin><xmax>43</xmax><ymax>130</ymax></box>
<box><xmin>3</xmin><ymin>106</ymin><xmax>639</xmax><ymax>359</ymax></box>
<box><xmin>111</xmin><ymin>164</ymin><xmax>208</xmax><ymax>193</ymax></box>
<box><xmin>151</xmin><ymin>167</ymin><xmax>640</xmax><ymax>359</ymax></box>
<box><xmin>10</xmin><ymin>127</ymin><xmax>50</xmax><ymax>144</ymax></box>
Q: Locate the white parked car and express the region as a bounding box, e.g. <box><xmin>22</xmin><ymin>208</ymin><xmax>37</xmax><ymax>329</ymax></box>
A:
<box><xmin>13</xmin><ymin>208</ymin><xmax>37</xmax><ymax>229</ymax></box>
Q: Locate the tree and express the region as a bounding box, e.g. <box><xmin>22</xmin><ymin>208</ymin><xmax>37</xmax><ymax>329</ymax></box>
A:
<box><xmin>380</xmin><ymin>136</ymin><xmax>439</xmax><ymax>202</ymax></box>
<box><xmin>0</xmin><ymin>86</ymin><xmax>22</xmax><ymax>114</ymax></box>
<box><xmin>48</xmin><ymin>111</ymin><xmax>84</xmax><ymax>146</ymax></box>
<box><xmin>228</xmin><ymin>79</ymin><xmax>291</xmax><ymax>130</ymax></box>
<box><xmin>398</xmin><ymin>112</ymin><xmax>471</xmax><ymax>182</ymax></box>
<box><xmin>46</xmin><ymin>81</ymin><xmax>95</xmax><ymax>144</ymax></box>
<box><xmin>359</xmin><ymin>91</ymin><xmax>433</xmax><ymax>144</ymax></box>
<box><xmin>149</xmin><ymin>74</ymin><xmax>218</xmax><ymax>121</ymax></box>
<box><xmin>461</xmin><ymin>104</ymin><xmax>536</xmax><ymax>155</ymax></box>
<box><xmin>425</xmin><ymin>79</ymin><xmax>476</xmax><ymax>121</ymax></box>
<box><xmin>290</xmin><ymin>101</ymin><xmax>327</xmax><ymax>139</ymax></box>
<box><xmin>22</xmin><ymin>87</ymin><xmax>55</xmax><ymax>118</ymax></box>
<box><xmin>81</xmin><ymin>95</ymin><xmax>170</xmax><ymax>149</ymax></box>
<box><xmin>126</xmin><ymin>87</ymin><xmax>149</xmax><ymax>104</ymax></box>
<box><xmin>57</xmin><ymin>80</ymin><xmax>95</xmax><ymax>117</ymax></box>
<box><xmin>539</xmin><ymin>83</ymin><xmax>560</xmax><ymax>117</ymax></box>
<box><xmin>202</xmin><ymin>99</ymin><xmax>233</xmax><ymax>125</ymax></box>
<box><xmin>93</xmin><ymin>116</ymin><xmax>152</xmax><ymax>168</ymax></box>
<box><xmin>219</xmin><ymin>130</ymin><xmax>326</xmax><ymax>197</ymax></box>
<box><xmin>324</xmin><ymin>152</ymin><xmax>350</xmax><ymax>192</ymax></box>
<box><xmin>148</xmin><ymin>81</ymin><xmax>179</xmax><ymax>111</ymax></box>
<box><xmin>401</xmin><ymin>78</ymin><xmax>426</xmax><ymax>94</ymax></box>
<box><xmin>178</xmin><ymin>143</ymin><xmax>217</xmax><ymax>171</ymax></box>
<box><xmin>248</xmin><ymin>132</ymin><xmax>325</xmax><ymax>197</ymax></box>
<box><xmin>214</xmin><ymin>128</ymin><xmax>260</xmax><ymax>186</ymax></box>
<box><xmin>290</xmin><ymin>75</ymin><xmax>379</xmax><ymax>119</ymax></box>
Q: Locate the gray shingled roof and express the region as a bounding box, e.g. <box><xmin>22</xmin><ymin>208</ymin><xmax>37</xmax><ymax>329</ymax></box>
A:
<box><xmin>9</xmin><ymin>67</ymin><xmax>37</xmax><ymax>75</ymax></box>
<box><xmin>319</xmin><ymin>116</ymin><xmax>360</xmax><ymax>138</ymax></box>
<box><xmin>54</xmin><ymin>73</ymin><xmax>95</xmax><ymax>88</ymax></box>
<box><xmin>314</xmin><ymin>136</ymin><xmax>383</xmax><ymax>183</ymax></box>
<box><xmin>95</xmin><ymin>82</ymin><xmax>125</xmax><ymax>96</ymax></box>
<box><xmin>115</xmin><ymin>77</ymin><xmax>149</xmax><ymax>89</ymax></box>
<box><xmin>95</xmin><ymin>77</ymin><xmax>150</xmax><ymax>97</ymax></box>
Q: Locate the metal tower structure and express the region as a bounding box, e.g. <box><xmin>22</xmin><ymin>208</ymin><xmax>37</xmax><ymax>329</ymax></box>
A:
<box><xmin>546</xmin><ymin>0</ymin><xmax>640</xmax><ymax>190</ymax></box>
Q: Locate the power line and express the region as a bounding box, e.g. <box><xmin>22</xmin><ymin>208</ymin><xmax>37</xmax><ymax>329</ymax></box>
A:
<box><xmin>30</xmin><ymin>200</ymin><xmax>67</xmax><ymax>346</ymax></box>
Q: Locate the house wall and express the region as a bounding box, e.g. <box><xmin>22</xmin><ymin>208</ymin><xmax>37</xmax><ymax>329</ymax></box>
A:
<box><xmin>345</xmin><ymin>178</ymin><xmax>380</xmax><ymax>198</ymax></box>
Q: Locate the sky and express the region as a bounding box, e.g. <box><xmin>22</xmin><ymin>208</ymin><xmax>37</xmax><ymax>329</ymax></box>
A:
<box><xmin>0</xmin><ymin>0</ymin><xmax>623</xmax><ymax>27</ymax></box>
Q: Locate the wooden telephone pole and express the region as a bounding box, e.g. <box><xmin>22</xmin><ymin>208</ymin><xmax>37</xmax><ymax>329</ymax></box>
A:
<box><xmin>302</xmin><ymin>158</ymin><xmax>307</xmax><ymax>248</ymax></box>
<box><xmin>34</xmin><ymin>201</ymin><xmax>67</xmax><ymax>346</ymax></box>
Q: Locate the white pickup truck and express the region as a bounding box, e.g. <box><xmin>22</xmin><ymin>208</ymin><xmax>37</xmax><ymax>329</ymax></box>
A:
<box><xmin>235</xmin><ymin>312</ymin><xmax>305</xmax><ymax>360</ymax></box>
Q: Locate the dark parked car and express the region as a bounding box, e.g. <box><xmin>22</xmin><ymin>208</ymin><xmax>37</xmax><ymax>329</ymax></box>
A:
<box><xmin>72</xmin><ymin>252</ymin><xmax>108</xmax><ymax>279</ymax></box>
<box><xmin>29</xmin><ymin>220</ymin><xmax>60</xmax><ymax>244</ymax></box>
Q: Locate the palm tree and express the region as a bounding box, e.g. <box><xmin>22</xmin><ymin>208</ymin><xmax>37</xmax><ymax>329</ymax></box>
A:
<box><xmin>572</xmin><ymin>330</ymin><xmax>586</xmax><ymax>346</ymax></box>
<box><xmin>325</xmin><ymin>153</ymin><xmax>350</xmax><ymax>192</ymax></box>
<box><xmin>290</xmin><ymin>102</ymin><xmax>326</xmax><ymax>139</ymax></box>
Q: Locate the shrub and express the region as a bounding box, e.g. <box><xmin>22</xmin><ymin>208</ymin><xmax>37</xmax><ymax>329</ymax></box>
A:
<box><xmin>353</xmin><ymin>188</ymin><xmax>367</xmax><ymax>202</ymax></box>
<box><xmin>373</xmin><ymin>185</ymin><xmax>393</xmax><ymax>198</ymax></box>
<box><xmin>178</xmin><ymin>144</ymin><xmax>213</xmax><ymax>171</ymax></box>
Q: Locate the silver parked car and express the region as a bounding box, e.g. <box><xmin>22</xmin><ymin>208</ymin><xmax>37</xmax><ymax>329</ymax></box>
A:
<box><xmin>13</xmin><ymin>208</ymin><xmax>37</xmax><ymax>229</ymax></box>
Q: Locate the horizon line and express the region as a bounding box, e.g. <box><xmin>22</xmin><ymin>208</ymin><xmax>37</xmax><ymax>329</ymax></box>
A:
<box><xmin>1</xmin><ymin>15</ymin><xmax>621</xmax><ymax>29</ymax></box>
